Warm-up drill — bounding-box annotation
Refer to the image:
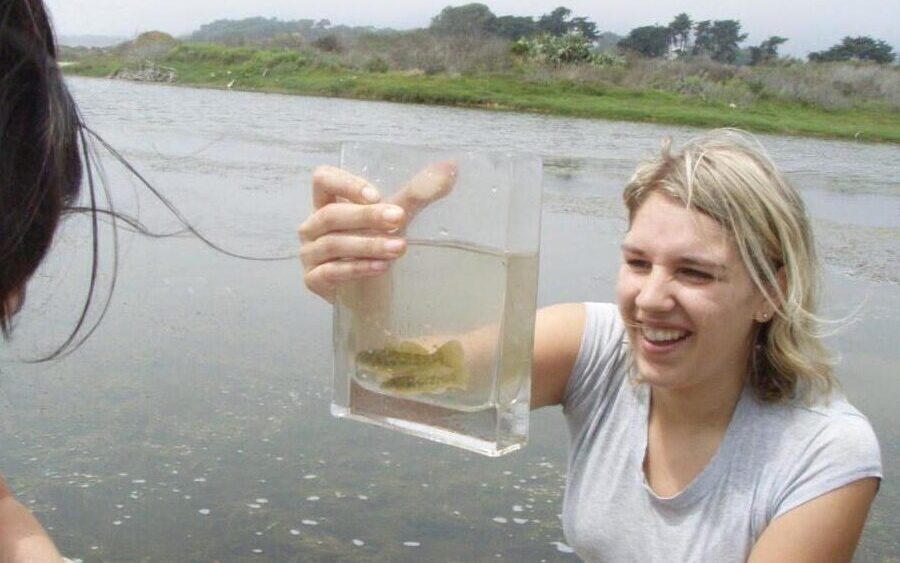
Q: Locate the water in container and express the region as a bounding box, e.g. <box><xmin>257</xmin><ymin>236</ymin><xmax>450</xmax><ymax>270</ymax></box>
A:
<box><xmin>331</xmin><ymin>143</ymin><xmax>542</xmax><ymax>456</ymax></box>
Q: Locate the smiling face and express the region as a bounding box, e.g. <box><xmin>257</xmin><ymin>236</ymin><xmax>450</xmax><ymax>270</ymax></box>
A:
<box><xmin>616</xmin><ymin>192</ymin><xmax>769</xmax><ymax>393</ymax></box>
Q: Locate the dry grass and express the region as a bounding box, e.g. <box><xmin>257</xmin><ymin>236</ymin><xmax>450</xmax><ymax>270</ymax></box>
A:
<box><xmin>518</xmin><ymin>57</ymin><xmax>900</xmax><ymax>110</ymax></box>
<box><xmin>344</xmin><ymin>31</ymin><xmax>515</xmax><ymax>75</ymax></box>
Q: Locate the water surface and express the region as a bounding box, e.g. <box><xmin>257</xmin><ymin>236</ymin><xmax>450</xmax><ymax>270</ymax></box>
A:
<box><xmin>0</xmin><ymin>78</ymin><xmax>897</xmax><ymax>562</ymax></box>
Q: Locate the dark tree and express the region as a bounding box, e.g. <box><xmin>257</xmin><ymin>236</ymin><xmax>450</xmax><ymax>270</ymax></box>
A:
<box><xmin>493</xmin><ymin>15</ymin><xmax>537</xmax><ymax>40</ymax></box>
<box><xmin>430</xmin><ymin>3</ymin><xmax>497</xmax><ymax>36</ymax></box>
<box><xmin>537</xmin><ymin>6</ymin><xmax>573</xmax><ymax>36</ymax></box>
<box><xmin>569</xmin><ymin>16</ymin><xmax>600</xmax><ymax>41</ymax></box>
<box><xmin>709</xmin><ymin>20</ymin><xmax>747</xmax><ymax>63</ymax></box>
<box><xmin>692</xmin><ymin>20</ymin><xmax>714</xmax><ymax>56</ymax></box>
<box><xmin>749</xmin><ymin>36</ymin><xmax>788</xmax><ymax>65</ymax></box>
<box><xmin>668</xmin><ymin>13</ymin><xmax>692</xmax><ymax>55</ymax></box>
<box><xmin>618</xmin><ymin>25</ymin><xmax>671</xmax><ymax>58</ymax></box>
<box><xmin>691</xmin><ymin>19</ymin><xmax>747</xmax><ymax>62</ymax></box>
<box><xmin>809</xmin><ymin>36</ymin><xmax>896</xmax><ymax>64</ymax></box>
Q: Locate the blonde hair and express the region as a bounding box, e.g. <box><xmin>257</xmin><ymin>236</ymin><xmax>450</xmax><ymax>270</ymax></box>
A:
<box><xmin>622</xmin><ymin>129</ymin><xmax>836</xmax><ymax>403</ymax></box>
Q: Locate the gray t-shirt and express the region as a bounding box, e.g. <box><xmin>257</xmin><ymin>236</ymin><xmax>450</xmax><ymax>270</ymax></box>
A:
<box><xmin>561</xmin><ymin>303</ymin><xmax>883</xmax><ymax>563</ymax></box>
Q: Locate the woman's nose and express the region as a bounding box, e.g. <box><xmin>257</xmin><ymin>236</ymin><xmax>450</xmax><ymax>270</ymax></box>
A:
<box><xmin>634</xmin><ymin>268</ymin><xmax>675</xmax><ymax>313</ymax></box>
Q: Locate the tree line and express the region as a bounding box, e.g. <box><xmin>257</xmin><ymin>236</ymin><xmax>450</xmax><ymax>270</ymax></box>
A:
<box><xmin>429</xmin><ymin>4</ymin><xmax>895</xmax><ymax>65</ymax></box>
<box><xmin>186</xmin><ymin>5</ymin><xmax>896</xmax><ymax>66</ymax></box>
<box><xmin>430</xmin><ymin>5</ymin><xmax>599</xmax><ymax>41</ymax></box>
<box><xmin>615</xmin><ymin>12</ymin><xmax>894</xmax><ymax>64</ymax></box>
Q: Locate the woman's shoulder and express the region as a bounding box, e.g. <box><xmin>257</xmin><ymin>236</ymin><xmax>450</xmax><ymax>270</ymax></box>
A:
<box><xmin>559</xmin><ymin>302</ymin><xmax>629</xmax><ymax>415</ymax></box>
<box><xmin>750</xmin><ymin>392</ymin><xmax>880</xmax><ymax>454</ymax></box>
<box><xmin>743</xmin><ymin>393</ymin><xmax>882</xmax><ymax>520</ymax></box>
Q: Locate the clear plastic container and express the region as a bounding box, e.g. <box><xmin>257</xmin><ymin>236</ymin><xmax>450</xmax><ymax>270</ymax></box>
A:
<box><xmin>331</xmin><ymin>142</ymin><xmax>542</xmax><ymax>456</ymax></box>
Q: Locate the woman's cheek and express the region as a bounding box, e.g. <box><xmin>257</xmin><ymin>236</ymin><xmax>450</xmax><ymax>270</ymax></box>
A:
<box><xmin>615</xmin><ymin>270</ymin><xmax>638</xmax><ymax>317</ymax></box>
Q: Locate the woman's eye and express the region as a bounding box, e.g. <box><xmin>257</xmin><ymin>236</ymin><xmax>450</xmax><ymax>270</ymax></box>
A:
<box><xmin>627</xmin><ymin>259</ymin><xmax>650</xmax><ymax>270</ymax></box>
<box><xmin>681</xmin><ymin>268</ymin><xmax>714</xmax><ymax>281</ymax></box>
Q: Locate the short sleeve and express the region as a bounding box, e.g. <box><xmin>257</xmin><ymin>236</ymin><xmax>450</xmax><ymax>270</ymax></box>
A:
<box><xmin>772</xmin><ymin>409</ymin><xmax>882</xmax><ymax>521</ymax></box>
<box><xmin>561</xmin><ymin>302</ymin><xmax>627</xmax><ymax>423</ymax></box>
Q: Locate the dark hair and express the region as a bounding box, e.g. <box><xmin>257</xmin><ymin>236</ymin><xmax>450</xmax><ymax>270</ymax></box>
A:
<box><xmin>1</xmin><ymin>1</ymin><xmax>292</xmax><ymax>360</ymax></box>
<box><xmin>0</xmin><ymin>0</ymin><xmax>86</xmax><ymax>342</ymax></box>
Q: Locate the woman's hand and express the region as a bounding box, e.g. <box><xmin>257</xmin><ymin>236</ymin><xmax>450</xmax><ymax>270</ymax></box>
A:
<box><xmin>298</xmin><ymin>161</ymin><xmax>457</xmax><ymax>303</ymax></box>
<box><xmin>299</xmin><ymin>165</ymin><xmax>407</xmax><ymax>303</ymax></box>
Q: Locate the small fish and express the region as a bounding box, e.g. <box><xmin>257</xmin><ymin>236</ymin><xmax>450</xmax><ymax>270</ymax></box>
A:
<box><xmin>356</xmin><ymin>340</ymin><xmax>469</xmax><ymax>395</ymax></box>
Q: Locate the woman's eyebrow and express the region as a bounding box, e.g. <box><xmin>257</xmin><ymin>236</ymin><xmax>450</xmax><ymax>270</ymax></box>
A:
<box><xmin>621</xmin><ymin>244</ymin><xmax>727</xmax><ymax>272</ymax></box>
<box><xmin>679</xmin><ymin>256</ymin><xmax>728</xmax><ymax>272</ymax></box>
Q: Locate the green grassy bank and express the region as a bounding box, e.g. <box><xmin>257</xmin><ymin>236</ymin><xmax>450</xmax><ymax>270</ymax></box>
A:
<box><xmin>64</xmin><ymin>46</ymin><xmax>900</xmax><ymax>144</ymax></box>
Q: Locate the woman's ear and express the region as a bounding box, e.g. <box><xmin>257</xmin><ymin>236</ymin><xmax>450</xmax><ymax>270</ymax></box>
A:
<box><xmin>755</xmin><ymin>267</ymin><xmax>786</xmax><ymax>323</ymax></box>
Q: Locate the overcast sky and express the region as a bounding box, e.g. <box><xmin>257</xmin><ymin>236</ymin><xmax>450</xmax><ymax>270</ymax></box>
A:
<box><xmin>46</xmin><ymin>0</ymin><xmax>898</xmax><ymax>57</ymax></box>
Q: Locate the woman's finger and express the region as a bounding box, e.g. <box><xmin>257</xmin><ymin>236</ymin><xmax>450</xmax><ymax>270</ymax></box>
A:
<box><xmin>312</xmin><ymin>165</ymin><xmax>381</xmax><ymax>209</ymax></box>
<box><xmin>300</xmin><ymin>234</ymin><xmax>407</xmax><ymax>270</ymax></box>
<box><xmin>297</xmin><ymin>202</ymin><xmax>406</xmax><ymax>243</ymax></box>
<box><xmin>304</xmin><ymin>259</ymin><xmax>391</xmax><ymax>303</ymax></box>
<box><xmin>389</xmin><ymin>160</ymin><xmax>458</xmax><ymax>216</ymax></box>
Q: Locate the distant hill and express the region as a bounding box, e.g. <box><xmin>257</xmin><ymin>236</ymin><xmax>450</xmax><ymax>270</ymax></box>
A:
<box><xmin>59</xmin><ymin>34</ymin><xmax>130</xmax><ymax>48</ymax></box>
<box><xmin>114</xmin><ymin>31</ymin><xmax>179</xmax><ymax>59</ymax></box>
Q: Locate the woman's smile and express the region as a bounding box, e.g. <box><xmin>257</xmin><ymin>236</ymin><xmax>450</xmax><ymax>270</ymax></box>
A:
<box><xmin>638</xmin><ymin>323</ymin><xmax>693</xmax><ymax>354</ymax></box>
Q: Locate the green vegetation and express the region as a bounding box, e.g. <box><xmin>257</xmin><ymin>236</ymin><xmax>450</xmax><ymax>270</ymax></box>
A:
<box><xmin>59</xmin><ymin>7</ymin><xmax>900</xmax><ymax>144</ymax></box>
<box><xmin>809</xmin><ymin>36</ymin><xmax>897</xmax><ymax>64</ymax></box>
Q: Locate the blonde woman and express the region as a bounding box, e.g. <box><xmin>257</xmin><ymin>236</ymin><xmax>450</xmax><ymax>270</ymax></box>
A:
<box><xmin>299</xmin><ymin>130</ymin><xmax>881</xmax><ymax>562</ymax></box>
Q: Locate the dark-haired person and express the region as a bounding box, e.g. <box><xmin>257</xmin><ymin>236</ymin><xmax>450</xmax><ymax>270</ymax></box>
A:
<box><xmin>2</xmin><ymin>1</ymin><xmax>282</xmax><ymax>557</ymax></box>
<box><xmin>300</xmin><ymin>130</ymin><xmax>881</xmax><ymax>561</ymax></box>
<box><xmin>1</xmin><ymin>0</ymin><xmax>86</xmax><ymax>559</ymax></box>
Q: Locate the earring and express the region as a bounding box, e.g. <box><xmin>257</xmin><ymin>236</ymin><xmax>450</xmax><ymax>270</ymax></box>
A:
<box><xmin>759</xmin><ymin>312</ymin><xmax>769</xmax><ymax>322</ymax></box>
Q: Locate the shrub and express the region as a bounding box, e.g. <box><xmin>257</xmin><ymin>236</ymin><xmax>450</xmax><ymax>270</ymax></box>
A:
<box><xmin>513</xmin><ymin>32</ymin><xmax>594</xmax><ymax>65</ymax></box>
<box><xmin>313</xmin><ymin>35</ymin><xmax>344</xmax><ymax>53</ymax></box>
<box><xmin>364</xmin><ymin>55</ymin><xmax>390</xmax><ymax>73</ymax></box>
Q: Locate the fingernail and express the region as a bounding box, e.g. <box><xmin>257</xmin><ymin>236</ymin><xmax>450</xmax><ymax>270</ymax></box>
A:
<box><xmin>382</xmin><ymin>206</ymin><xmax>404</xmax><ymax>223</ymax></box>
<box><xmin>361</xmin><ymin>186</ymin><xmax>380</xmax><ymax>202</ymax></box>
<box><xmin>384</xmin><ymin>239</ymin><xmax>405</xmax><ymax>253</ymax></box>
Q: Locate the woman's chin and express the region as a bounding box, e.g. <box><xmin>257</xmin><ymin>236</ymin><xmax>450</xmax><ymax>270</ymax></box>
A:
<box><xmin>634</xmin><ymin>360</ymin><xmax>689</xmax><ymax>389</ymax></box>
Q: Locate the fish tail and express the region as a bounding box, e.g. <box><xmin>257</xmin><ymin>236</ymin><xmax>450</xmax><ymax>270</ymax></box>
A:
<box><xmin>436</xmin><ymin>339</ymin><xmax>465</xmax><ymax>369</ymax></box>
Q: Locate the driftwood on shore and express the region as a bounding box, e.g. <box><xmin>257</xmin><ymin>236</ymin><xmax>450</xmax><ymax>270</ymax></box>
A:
<box><xmin>110</xmin><ymin>62</ymin><xmax>177</xmax><ymax>83</ymax></box>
